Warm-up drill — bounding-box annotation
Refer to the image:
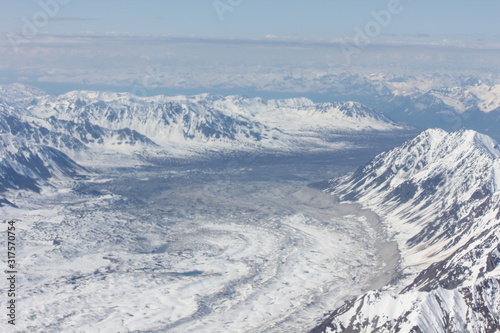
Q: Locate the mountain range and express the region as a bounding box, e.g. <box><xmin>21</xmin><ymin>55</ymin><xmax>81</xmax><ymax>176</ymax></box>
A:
<box><xmin>0</xmin><ymin>83</ymin><xmax>410</xmax><ymax>182</ymax></box>
<box><xmin>321</xmin><ymin>73</ymin><xmax>500</xmax><ymax>141</ymax></box>
<box><xmin>8</xmin><ymin>85</ymin><xmax>404</xmax><ymax>144</ymax></box>
<box><xmin>0</xmin><ymin>83</ymin><xmax>408</xmax><ymax>202</ymax></box>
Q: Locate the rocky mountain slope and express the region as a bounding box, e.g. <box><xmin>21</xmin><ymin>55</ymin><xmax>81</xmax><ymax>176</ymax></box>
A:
<box><xmin>314</xmin><ymin>129</ymin><xmax>500</xmax><ymax>332</ymax></box>
<box><xmin>0</xmin><ymin>134</ymin><xmax>87</xmax><ymax>204</ymax></box>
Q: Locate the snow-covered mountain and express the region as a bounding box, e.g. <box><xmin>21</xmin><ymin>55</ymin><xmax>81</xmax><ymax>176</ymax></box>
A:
<box><xmin>341</xmin><ymin>74</ymin><xmax>500</xmax><ymax>140</ymax></box>
<box><xmin>0</xmin><ymin>134</ymin><xmax>87</xmax><ymax>204</ymax></box>
<box><xmin>0</xmin><ymin>83</ymin><xmax>46</xmax><ymax>102</ymax></box>
<box><xmin>5</xmin><ymin>73</ymin><xmax>498</xmax><ymax>139</ymax></box>
<box><xmin>197</xmin><ymin>71</ymin><xmax>498</xmax><ymax>141</ymax></box>
<box><xmin>0</xmin><ymin>101</ymin><xmax>88</xmax><ymax>153</ymax></box>
<box><xmin>0</xmin><ymin>84</ymin><xmax>406</xmax><ymax>157</ymax></box>
<box><xmin>21</xmin><ymin>90</ymin><xmax>403</xmax><ymax>143</ymax></box>
<box><xmin>380</xmin><ymin>87</ymin><xmax>500</xmax><ymax>141</ymax></box>
<box><xmin>330</xmin><ymin>73</ymin><xmax>500</xmax><ymax>140</ymax></box>
<box><xmin>245</xmin><ymin>97</ymin><xmax>400</xmax><ymax>133</ymax></box>
<box><xmin>384</xmin><ymin>77</ymin><xmax>500</xmax><ymax>113</ymax></box>
<box><xmin>314</xmin><ymin>129</ymin><xmax>500</xmax><ymax>332</ymax></box>
<box><xmin>0</xmin><ymin>100</ymin><xmax>158</xmax><ymax>163</ymax></box>
<box><xmin>22</xmin><ymin>91</ymin><xmax>291</xmax><ymax>149</ymax></box>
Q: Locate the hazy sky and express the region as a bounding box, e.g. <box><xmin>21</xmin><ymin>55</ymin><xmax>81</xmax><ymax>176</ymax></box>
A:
<box><xmin>2</xmin><ymin>0</ymin><xmax>500</xmax><ymax>43</ymax></box>
<box><xmin>1</xmin><ymin>1</ymin><xmax>499</xmax><ymax>94</ymax></box>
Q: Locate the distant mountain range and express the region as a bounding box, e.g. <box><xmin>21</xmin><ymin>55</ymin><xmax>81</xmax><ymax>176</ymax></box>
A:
<box><xmin>5</xmin><ymin>71</ymin><xmax>499</xmax><ymax>142</ymax></box>
<box><xmin>187</xmin><ymin>71</ymin><xmax>499</xmax><ymax>141</ymax></box>
<box><xmin>314</xmin><ymin>128</ymin><xmax>500</xmax><ymax>332</ymax></box>
<box><xmin>315</xmin><ymin>73</ymin><xmax>500</xmax><ymax>141</ymax></box>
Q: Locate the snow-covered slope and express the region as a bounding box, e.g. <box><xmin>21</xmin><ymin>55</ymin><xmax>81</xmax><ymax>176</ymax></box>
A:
<box><xmin>11</xmin><ymin>88</ymin><xmax>404</xmax><ymax>152</ymax></box>
<box><xmin>315</xmin><ymin>129</ymin><xmax>500</xmax><ymax>332</ymax></box>
<box><xmin>0</xmin><ymin>101</ymin><xmax>88</xmax><ymax>154</ymax></box>
<box><xmin>0</xmin><ymin>101</ymin><xmax>157</xmax><ymax>162</ymax></box>
<box><xmin>32</xmin><ymin>116</ymin><xmax>158</xmax><ymax>149</ymax></box>
<box><xmin>0</xmin><ymin>83</ymin><xmax>46</xmax><ymax>102</ymax></box>
<box><xmin>216</xmin><ymin>96</ymin><xmax>402</xmax><ymax>133</ymax></box>
<box><xmin>386</xmin><ymin>79</ymin><xmax>500</xmax><ymax>114</ymax></box>
<box><xmin>314</xmin><ymin>278</ymin><xmax>499</xmax><ymax>333</ymax></box>
<box><xmin>0</xmin><ymin>134</ymin><xmax>87</xmax><ymax>201</ymax></box>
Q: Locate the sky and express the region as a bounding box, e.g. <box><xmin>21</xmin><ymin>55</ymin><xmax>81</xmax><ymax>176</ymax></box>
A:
<box><xmin>1</xmin><ymin>0</ymin><xmax>500</xmax><ymax>43</ymax></box>
<box><xmin>0</xmin><ymin>0</ymin><xmax>499</xmax><ymax>95</ymax></box>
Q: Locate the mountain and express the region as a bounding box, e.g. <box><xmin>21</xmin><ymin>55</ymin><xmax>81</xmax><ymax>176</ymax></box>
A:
<box><xmin>0</xmin><ymin>134</ymin><xmax>88</xmax><ymax>204</ymax></box>
<box><xmin>6</xmin><ymin>74</ymin><xmax>497</xmax><ymax>140</ymax></box>
<box><xmin>22</xmin><ymin>91</ymin><xmax>291</xmax><ymax>148</ymax></box>
<box><xmin>0</xmin><ymin>101</ymin><xmax>89</xmax><ymax>153</ymax></box>
<box><xmin>33</xmin><ymin>116</ymin><xmax>158</xmax><ymax>149</ymax></box>
<box><xmin>0</xmin><ymin>83</ymin><xmax>46</xmax><ymax>102</ymax></box>
<box><xmin>381</xmin><ymin>86</ymin><xmax>500</xmax><ymax>141</ymax></box>
<box><xmin>216</xmin><ymin>72</ymin><xmax>499</xmax><ymax>141</ymax></box>
<box><xmin>248</xmin><ymin>97</ymin><xmax>402</xmax><ymax>133</ymax></box>
<box><xmin>0</xmin><ymin>85</ymin><xmax>406</xmax><ymax>155</ymax></box>
<box><xmin>0</xmin><ymin>84</ymin><xmax>410</xmax><ymax>203</ymax></box>
<box><xmin>0</xmin><ymin>100</ymin><xmax>157</xmax><ymax>163</ymax></box>
<box><xmin>314</xmin><ymin>129</ymin><xmax>500</xmax><ymax>332</ymax></box>
<box><xmin>333</xmin><ymin>74</ymin><xmax>500</xmax><ymax>141</ymax></box>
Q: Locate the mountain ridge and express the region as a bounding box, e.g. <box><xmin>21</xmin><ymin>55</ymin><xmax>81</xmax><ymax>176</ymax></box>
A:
<box><xmin>0</xmin><ymin>134</ymin><xmax>88</xmax><ymax>200</ymax></box>
<box><xmin>0</xmin><ymin>84</ymin><xmax>408</xmax><ymax>157</ymax></box>
<box><xmin>314</xmin><ymin>128</ymin><xmax>500</xmax><ymax>332</ymax></box>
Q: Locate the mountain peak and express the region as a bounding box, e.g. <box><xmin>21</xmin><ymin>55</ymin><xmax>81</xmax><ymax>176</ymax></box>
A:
<box><xmin>329</xmin><ymin>128</ymin><xmax>499</xmax><ymax>265</ymax></box>
<box><xmin>414</xmin><ymin>128</ymin><xmax>500</xmax><ymax>159</ymax></box>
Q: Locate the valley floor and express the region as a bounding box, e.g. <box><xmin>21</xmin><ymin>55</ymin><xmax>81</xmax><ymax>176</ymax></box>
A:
<box><xmin>1</xmin><ymin>135</ymin><xmax>410</xmax><ymax>332</ymax></box>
